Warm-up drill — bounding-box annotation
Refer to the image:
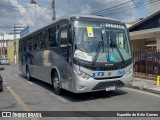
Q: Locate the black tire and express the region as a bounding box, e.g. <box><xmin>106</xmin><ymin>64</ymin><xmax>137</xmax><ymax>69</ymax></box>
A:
<box><xmin>0</xmin><ymin>82</ymin><xmax>3</xmax><ymax>92</ymax></box>
<box><xmin>52</xmin><ymin>71</ymin><xmax>63</xmax><ymax>95</ymax></box>
<box><xmin>26</xmin><ymin>66</ymin><xmax>32</xmax><ymax>81</ymax></box>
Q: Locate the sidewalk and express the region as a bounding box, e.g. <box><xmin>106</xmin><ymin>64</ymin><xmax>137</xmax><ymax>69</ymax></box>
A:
<box><xmin>127</xmin><ymin>77</ymin><xmax>160</xmax><ymax>95</ymax></box>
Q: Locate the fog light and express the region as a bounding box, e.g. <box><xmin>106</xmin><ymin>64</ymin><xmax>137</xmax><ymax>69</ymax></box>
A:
<box><xmin>76</xmin><ymin>85</ymin><xmax>86</xmax><ymax>90</ymax></box>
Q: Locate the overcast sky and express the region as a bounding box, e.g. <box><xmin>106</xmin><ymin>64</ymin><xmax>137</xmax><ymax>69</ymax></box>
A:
<box><xmin>0</xmin><ymin>0</ymin><xmax>160</xmax><ymax>40</ymax></box>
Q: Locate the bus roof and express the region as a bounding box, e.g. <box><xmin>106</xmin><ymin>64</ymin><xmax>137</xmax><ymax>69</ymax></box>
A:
<box><xmin>20</xmin><ymin>14</ymin><xmax>123</xmax><ymax>39</ymax></box>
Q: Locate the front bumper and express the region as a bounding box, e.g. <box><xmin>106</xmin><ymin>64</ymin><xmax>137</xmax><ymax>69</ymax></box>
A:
<box><xmin>73</xmin><ymin>71</ymin><xmax>133</xmax><ymax>93</ymax></box>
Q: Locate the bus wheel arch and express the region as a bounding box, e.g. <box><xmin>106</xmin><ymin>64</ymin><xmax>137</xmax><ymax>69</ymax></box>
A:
<box><xmin>51</xmin><ymin>68</ymin><xmax>63</xmax><ymax>95</ymax></box>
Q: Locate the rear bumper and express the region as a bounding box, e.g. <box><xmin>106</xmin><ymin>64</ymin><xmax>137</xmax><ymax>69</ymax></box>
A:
<box><xmin>0</xmin><ymin>63</ymin><xmax>10</xmax><ymax>65</ymax></box>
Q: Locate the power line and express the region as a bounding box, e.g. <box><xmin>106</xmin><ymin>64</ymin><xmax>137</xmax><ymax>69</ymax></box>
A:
<box><xmin>90</xmin><ymin>0</ymin><xmax>132</xmax><ymax>15</ymax></box>
<box><xmin>0</xmin><ymin>3</ymin><xmax>50</xmax><ymax>9</ymax></box>
<box><xmin>97</xmin><ymin>0</ymin><xmax>159</xmax><ymax>16</ymax></box>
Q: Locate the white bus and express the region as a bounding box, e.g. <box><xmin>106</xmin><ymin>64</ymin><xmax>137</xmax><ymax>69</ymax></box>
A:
<box><xmin>19</xmin><ymin>14</ymin><xmax>133</xmax><ymax>94</ymax></box>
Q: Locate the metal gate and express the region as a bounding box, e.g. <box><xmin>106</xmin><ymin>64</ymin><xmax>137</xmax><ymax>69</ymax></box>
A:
<box><xmin>133</xmin><ymin>51</ymin><xmax>160</xmax><ymax>77</ymax></box>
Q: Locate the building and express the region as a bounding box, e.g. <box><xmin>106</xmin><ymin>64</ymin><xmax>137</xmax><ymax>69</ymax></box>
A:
<box><xmin>129</xmin><ymin>10</ymin><xmax>160</xmax><ymax>51</ymax></box>
<box><xmin>7</xmin><ymin>39</ymin><xmax>19</xmax><ymax>64</ymax></box>
<box><xmin>0</xmin><ymin>39</ymin><xmax>10</xmax><ymax>58</ymax></box>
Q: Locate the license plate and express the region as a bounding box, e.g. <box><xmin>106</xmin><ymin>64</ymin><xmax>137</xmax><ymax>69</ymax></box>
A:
<box><xmin>106</xmin><ymin>86</ymin><xmax>115</xmax><ymax>91</ymax></box>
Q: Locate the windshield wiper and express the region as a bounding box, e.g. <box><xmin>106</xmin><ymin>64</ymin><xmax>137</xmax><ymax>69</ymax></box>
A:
<box><xmin>92</xmin><ymin>29</ymin><xmax>105</xmax><ymax>65</ymax></box>
<box><xmin>92</xmin><ymin>41</ymin><xmax>103</xmax><ymax>65</ymax></box>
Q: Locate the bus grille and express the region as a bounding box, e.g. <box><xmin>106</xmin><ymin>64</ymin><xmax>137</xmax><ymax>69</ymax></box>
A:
<box><xmin>94</xmin><ymin>76</ymin><xmax>123</xmax><ymax>80</ymax></box>
<box><xmin>92</xmin><ymin>80</ymin><xmax>124</xmax><ymax>90</ymax></box>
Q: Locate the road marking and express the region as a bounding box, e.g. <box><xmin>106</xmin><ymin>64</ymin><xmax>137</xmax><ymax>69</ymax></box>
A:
<box><xmin>6</xmin><ymin>86</ymin><xmax>39</xmax><ymax>120</ymax></box>
<box><xmin>49</xmin><ymin>93</ymin><xmax>69</xmax><ymax>103</ymax></box>
<box><xmin>123</xmin><ymin>87</ymin><xmax>160</xmax><ymax>98</ymax></box>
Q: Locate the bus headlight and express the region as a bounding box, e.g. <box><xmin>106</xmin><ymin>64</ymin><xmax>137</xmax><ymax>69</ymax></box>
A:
<box><xmin>126</xmin><ymin>68</ymin><xmax>133</xmax><ymax>76</ymax></box>
<box><xmin>77</xmin><ymin>71</ymin><xmax>91</xmax><ymax>80</ymax></box>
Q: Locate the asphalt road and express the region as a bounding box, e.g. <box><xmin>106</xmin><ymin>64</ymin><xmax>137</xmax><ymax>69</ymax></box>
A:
<box><xmin>0</xmin><ymin>64</ymin><xmax>160</xmax><ymax>120</ymax></box>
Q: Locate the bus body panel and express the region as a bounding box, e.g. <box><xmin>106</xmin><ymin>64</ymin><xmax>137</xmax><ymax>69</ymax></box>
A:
<box><xmin>19</xmin><ymin>49</ymin><xmax>74</xmax><ymax>92</ymax></box>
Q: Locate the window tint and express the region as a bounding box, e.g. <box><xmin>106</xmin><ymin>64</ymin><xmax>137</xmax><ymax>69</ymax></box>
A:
<box><xmin>116</xmin><ymin>32</ymin><xmax>124</xmax><ymax>48</ymax></box>
<box><xmin>60</xmin><ymin>30</ymin><xmax>67</xmax><ymax>47</ymax></box>
<box><xmin>19</xmin><ymin>40</ymin><xmax>22</xmax><ymax>52</ymax></box>
<box><xmin>33</xmin><ymin>34</ymin><xmax>38</xmax><ymax>50</ymax></box>
<box><xmin>23</xmin><ymin>39</ymin><xmax>27</xmax><ymax>51</ymax></box>
<box><xmin>28</xmin><ymin>37</ymin><xmax>33</xmax><ymax>51</ymax></box>
<box><xmin>49</xmin><ymin>27</ymin><xmax>57</xmax><ymax>47</ymax></box>
<box><xmin>39</xmin><ymin>31</ymin><xmax>47</xmax><ymax>49</ymax></box>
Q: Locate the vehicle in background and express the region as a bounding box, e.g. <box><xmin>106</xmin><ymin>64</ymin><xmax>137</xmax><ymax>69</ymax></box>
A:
<box><xmin>134</xmin><ymin>52</ymin><xmax>160</xmax><ymax>75</ymax></box>
<box><xmin>0</xmin><ymin>58</ymin><xmax>10</xmax><ymax>65</ymax></box>
<box><xmin>0</xmin><ymin>67</ymin><xmax>4</xmax><ymax>92</ymax></box>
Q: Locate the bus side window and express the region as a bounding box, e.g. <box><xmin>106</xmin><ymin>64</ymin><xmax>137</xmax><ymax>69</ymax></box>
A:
<box><xmin>28</xmin><ymin>37</ymin><xmax>33</xmax><ymax>51</ymax></box>
<box><xmin>40</xmin><ymin>31</ymin><xmax>47</xmax><ymax>49</ymax></box>
<box><xmin>49</xmin><ymin>27</ymin><xmax>57</xmax><ymax>47</ymax></box>
<box><xmin>60</xmin><ymin>30</ymin><xmax>68</xmax><ymax>47</ymax></box>
<box><xmin>60</xmin><ymin>30</ymin><xmax>68</xmax><ymax>61</ymax></box>
<box><xmin>19</xmin><ymin>40</ymin><xmax>21</xmax><ymax>52</ymax></box>
<box><xmin>23</xmin><ymin>39</ymin><xmax>26</xmax><ymax>51</ymax></box>
<box><xmin>21</xmin><ymin>40</ymin><xmax>23</xmax><ymax>52</ymax></box>
<box><xmin>33</xmin><ymin>35</ymin><xmax>38</xmax><ymax>50</ymax></box>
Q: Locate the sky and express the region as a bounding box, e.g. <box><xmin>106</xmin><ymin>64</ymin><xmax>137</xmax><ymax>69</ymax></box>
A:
<box><xmin>0</xmin><ymin>0</ymin><xmax>160</xmax><ymax>40</ymax></box>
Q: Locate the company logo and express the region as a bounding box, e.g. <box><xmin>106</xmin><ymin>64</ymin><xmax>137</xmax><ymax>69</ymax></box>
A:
<box><xmin>93</xmin><ymin>72</ymin><xmax>105</xmax><ymax>77</ymax></box>
<box><xmin>108</xmin><ymin>72</ymin><xmax>111</xmax><ymax>76</ymax></box>
<box><xmin>105</xmin><ymin>63</ymin><xmax>113</xmax><ymax>66</ymax></box>
<box><xmin>2</xmin><ymin>112</ymin><xmax>11</xmax><ymax>117</ymax></box>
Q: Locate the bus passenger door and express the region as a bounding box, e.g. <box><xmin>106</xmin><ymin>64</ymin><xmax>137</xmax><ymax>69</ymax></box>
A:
<box><xmin>59</xmin><ymin>28</ymin><xmax>72</xmax><ymax>90</ymax></box>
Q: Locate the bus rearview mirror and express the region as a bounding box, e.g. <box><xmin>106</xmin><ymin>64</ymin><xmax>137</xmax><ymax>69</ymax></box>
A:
<box><xmin>68</xmin><ymin>31</ymin><xmax>74</xmax><ymax>44</ymax></box>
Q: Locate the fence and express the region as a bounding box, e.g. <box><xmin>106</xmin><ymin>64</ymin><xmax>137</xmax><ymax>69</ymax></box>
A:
<box><xmin>133</xmin><ymin>51</ymin><xmax>160</xmax><ymax>78</ymax></box>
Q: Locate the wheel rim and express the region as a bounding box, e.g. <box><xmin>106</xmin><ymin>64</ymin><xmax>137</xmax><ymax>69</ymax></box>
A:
<box><xmin>53</xmin><ymin>77</ymin><xmax>59</xmax><ymax>89</ymax></box>
<box><xmin>53</xmin><ymin>73</ymin><xmax>60</xmax><ymax>91</ymax></box>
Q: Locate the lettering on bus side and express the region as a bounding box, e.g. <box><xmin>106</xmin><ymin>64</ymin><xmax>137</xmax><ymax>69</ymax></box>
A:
<box><xmin>93</xmin><ymin>72</ymin><xmax>105</xmax><ymax>78</ymax></box>
<box><xmin>117</xmin><ymin>70</ymin><xmax>125</xmax><ymax>75</ymax></box>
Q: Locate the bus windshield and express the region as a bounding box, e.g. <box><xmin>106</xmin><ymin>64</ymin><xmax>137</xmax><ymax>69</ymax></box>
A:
<box><xmin>73</xmin><ymin>21</ymin><xmax>131</xmax><ymax>63</ymax></box>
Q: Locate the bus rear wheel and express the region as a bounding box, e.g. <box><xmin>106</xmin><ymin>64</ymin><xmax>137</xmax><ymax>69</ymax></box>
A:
<box><xmin>26</xmin><ymin>67</ymin><xmax>32</xmax><ymax>81</ymax></box>
<box><xmin>0</xmin><ymin>82</ymin><xmax>3</xmax><ymax>92</ymax></box>
<box><xmin>52</xmin><ymin>72</ymin><xmax>62</xmax><ymax>95</ymax></box>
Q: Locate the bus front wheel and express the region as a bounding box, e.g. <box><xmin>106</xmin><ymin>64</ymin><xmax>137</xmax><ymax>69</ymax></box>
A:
<box><xmin>52</xmin><ymin>72</ymin><xmax>62</xmax><ymax>95</ymax></box>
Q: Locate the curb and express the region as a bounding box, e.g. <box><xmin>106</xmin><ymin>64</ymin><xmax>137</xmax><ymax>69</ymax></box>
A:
<box><xmin>126</xmin><ymin>85</ymin><xmax>160</xmax><ymax>95</ymax></box>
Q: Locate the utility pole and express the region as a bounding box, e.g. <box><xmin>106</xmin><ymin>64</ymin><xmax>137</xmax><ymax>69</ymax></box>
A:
<box><xmin>0</xmin><ymin>33</ymin><xmax>5</xmax><ymax>58</ymax></box>
<box><xmin>11</xmin><ymin>24</ymin><xmax>27</xmax><ymax>64</ymax></box>
<box><xmin>2</xmin><ymin>33</ymin><xmax>4</xmax><ymax>58</ymax></box>
<box><xmin>52</xmin><ymin>0</ymin><xmax>56</xmax><ymax>20</ymax></box>
<box><xmin>30</xmin><ymin>0</ymin><xmax>37</xmax><ymax>26</ymax></box>
<box><xmin>13</xmin><ymin>24</ymin><xmax>17</xmax><ymax>64</ymax></box>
